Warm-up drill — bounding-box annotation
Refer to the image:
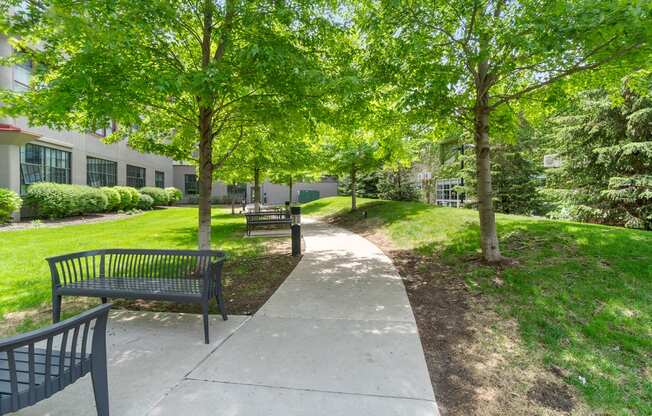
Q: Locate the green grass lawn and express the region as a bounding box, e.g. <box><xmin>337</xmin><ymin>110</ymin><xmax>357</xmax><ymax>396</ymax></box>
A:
<box><xmin>304</xmin><ymin>196</ymin><xmax>652</xmax><ymax>415</ymax></box>
<box><xmin>0</xmin><ymin>207</ymin><xmax>285</xmax><ymax>334</ymax></box>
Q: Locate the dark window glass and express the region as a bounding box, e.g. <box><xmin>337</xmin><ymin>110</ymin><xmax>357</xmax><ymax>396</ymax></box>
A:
<box><xmin>184</xmin><ymin>174</ymin><xmax>198</xmax><ymax>195</ymax></box>
<box><xmin>126</xmin><ymin>165</ymin><xmax>146</xmax><ymax>188</ymax></box>
<box><xmin>155</xmin><ymin>171</ymin><xmax>165</xmax><ymax>188</ymax></box>
<box><xmin>87</xmin><ymin>157</ymin><xmax>117</xmax><ymax>187</ymax></box>
<box><xmin>20</xmin><ymin>143</ymin><xmax>71</xmax><ymax>194</ymax></box>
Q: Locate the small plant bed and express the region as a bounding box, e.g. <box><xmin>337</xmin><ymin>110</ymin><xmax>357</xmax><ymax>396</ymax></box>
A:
<box><xmin>304</xmin><ymin>197</ymin><xmax>652</xmax><ymax>416</ymax></box>
<box><xmin>0</xmin><ymin>208</ymin><xmax>300</xmax><ymax>337</ymax></box>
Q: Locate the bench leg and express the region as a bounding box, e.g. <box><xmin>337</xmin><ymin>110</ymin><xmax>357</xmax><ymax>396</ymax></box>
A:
<box><xmin>202</xmin><ymin>301</ymin><xmax>210</xmax><ymax>344</ymax></box>
<box><xmin>52</xmin><ymin>294</ymin><xmax>62</xmax><ymax>323</ymax></box>
<box><xmin>216</xmin><ymin>292</ymin><xmax>228</xmax><ymax>321</ymax></box>
<box><xmin>91</xmin><ymin>346</ymin><xmax>110</xmax><ymax>416</ymax></box>
<box><xmin>101</xmin><ymin>297</ymin><xmax>108</xmax><ymax>304</ymax></box>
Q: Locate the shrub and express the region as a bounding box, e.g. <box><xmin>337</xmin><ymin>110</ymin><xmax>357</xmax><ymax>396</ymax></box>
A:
<box><xmin>25</xmin><ymin>183</ymin><xmax>77</xmax><ymax>219</ymax></box>
<box><xmin>127</xmin><ymin>187</ymin><xmax>140</xmax><ymax>208</ymax></box>
<box><xmin>0</xmin><ymin>188</ymin><xmax>21</xmax><ymax>223</ymax></box>
<box><xmin>75</xmin><ymin>186</ymin><xmax>108</xmax><ymax>214</ymax></box>
<box><xmin>101</xmin><ymin>187</ymin><xmax>121</xmax><ymax>211</ymax></box>
<box><xmin>24</xmin><ymin>183</ymin><xmax>110</xmax><ymax>218</ymax></box>
<box><xmin>137</xmin><ymin>193</ymin><xmax>154</xmax><ymax>210</ymax></box>
<box><xmin>139</xmin><ymin>187</ymin><xmax>169</xmax><ymax>206</ymax></box>
<box><xmin>165</xmin><ymin>187</ymin><xmax>182</xmax><ymax>205</ymax></box>
<box><xmin>114</xmin><ymin>186</ymin><xmax>140</xmax><ymax>210</ymax></box>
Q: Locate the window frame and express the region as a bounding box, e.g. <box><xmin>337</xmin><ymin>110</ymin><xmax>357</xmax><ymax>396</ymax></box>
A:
<box><xmin>184</xmin><ymin>174</ymin><xmax>198</xmax><ymax>195</ymax></box>
<box><xmin>86</xmin><ymin>156</ymin><xmax>117</xmax><ymax>187</ymax></box>
<box><xmin>126</xmin><ymin>164</ymin><xmax>146</xmax><ymax>188</ymax></box>
<box><xmin>19</xmin><ymin>143</ymin><xmax>71</xmax><ymax>194</ymax></box>
<box><xmin>155</xmin><ymin>171</ymin><xmax>165</xmax><ymax>189</ymax></box>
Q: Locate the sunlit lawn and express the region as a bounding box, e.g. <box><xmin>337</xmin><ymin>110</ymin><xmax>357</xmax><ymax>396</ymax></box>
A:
<box><xmin>304</xmin><ymin>196</ymin><xmax>652</xmax><ymax>414</ymax></box>
<box><xmin>0</xmin><ymin>207</ymin><xmax>270</xmax><ymax>331</ymax></box>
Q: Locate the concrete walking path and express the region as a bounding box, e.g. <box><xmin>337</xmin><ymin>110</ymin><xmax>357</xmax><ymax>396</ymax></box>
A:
<box><xmin>151</xmin><ymin>219</ymin><xmax>438</xmax><ymax>415</ymax></box>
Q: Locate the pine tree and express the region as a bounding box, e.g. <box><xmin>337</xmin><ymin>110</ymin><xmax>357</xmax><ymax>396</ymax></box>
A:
<box><xmin>545</xmin><ymin>77</ymin><xmax>652</xmax><ymax>229</ymax></box>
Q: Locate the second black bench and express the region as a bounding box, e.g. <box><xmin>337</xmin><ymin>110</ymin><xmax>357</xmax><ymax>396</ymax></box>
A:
<box><xmin>244</xmin><ymin>210</ymin><xmax>291</xmax><ymax>236</ymax></box>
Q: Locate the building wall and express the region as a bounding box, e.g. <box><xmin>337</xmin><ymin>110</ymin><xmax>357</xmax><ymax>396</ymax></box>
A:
<box><xmin>173</xmin><ymin>165</ymin><xmax>338</xmax><ymax>205</ymax></box>
<box><xmin>0</xmin><ymin>36</ymin><xmax>175</xmax><ymax>219</ymax></box>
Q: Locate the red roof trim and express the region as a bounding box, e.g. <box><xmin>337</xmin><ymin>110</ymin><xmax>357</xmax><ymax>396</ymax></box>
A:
<box><xmin>0</xmin><ymin>124</ymin><xmax>22</xmax><ymax>132</ymax></box>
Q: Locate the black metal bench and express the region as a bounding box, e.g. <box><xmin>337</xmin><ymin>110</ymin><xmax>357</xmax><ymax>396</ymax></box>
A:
<box><xmin>48</xmin><ymin>249</ymin><xmax>227</xmax><ymax>344</ymax></box>
<box><xmin>244</xmin><ymin>210</ymin><xmax>291</xmax><ymax>236</ymax></box>
<box><xmin>0</xmin><ymin>304</ymin><xmax>111</xmax><ymax>416</ymax></box>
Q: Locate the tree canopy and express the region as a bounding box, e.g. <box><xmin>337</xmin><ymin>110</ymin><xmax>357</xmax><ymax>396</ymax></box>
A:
<box><xmin>357</xmin><ymin>0</ymin><xmax>651</xmax><ymax>261</ymax></box>
<box><xmin>0</xmin><ymin>0</ymin><xmax>348</xmax><ymax>248</ymax></box>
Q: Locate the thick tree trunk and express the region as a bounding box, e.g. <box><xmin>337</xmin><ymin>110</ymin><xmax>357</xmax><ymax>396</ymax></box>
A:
<box><xmin>474</xmin><ymin>93</ymin><xmax>502</xmax><ymax>262</ymax></box>
<box><xmin>288</xmin><ymin>176</ymin><xmax>293</xmax><ymax>204</ymax></box>
<box><xmin>254</xmin><ymin>167</ymin><xmax>261</xmax><ymax>212</ymax></box>
<box><xmin>197</xmin><ymin>0</ymin><xmax>214</xmax><ymax>251</ymax></box>
<box><xmin>351</xmin><ymin>165</ymin><xmax>357</xmax><ymax>211</ymax></box>
<box><xmin>198</xmin><ymin>107</ymin><xmax>213</xmax><ymax>250</ymax></box>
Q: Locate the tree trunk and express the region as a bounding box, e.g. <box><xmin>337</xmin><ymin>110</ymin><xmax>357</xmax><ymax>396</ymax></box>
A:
<box><xmin>231</xmin><ymin>187</ymin><xmax>235</xmax><ymax>215</ymax></box>
<box><xmin>351</xmin><ymin>165</ymin><xmax>357</xmax><ymax>211</ymax></box>
<box><xmin>474</xmin><ymin>86</ymin><xmax>502</xmax><ymax>262</ymax></box>
<box><xmin>197</xmin><ymin>0</ymin><xmax>214</xmax><ymax>250</ymax></box>
<box><xmin>254</xmin><ymin>167</ymin><xmax>261</xmax><ymax>212</ymax></box>
<box><xmin>288</xmin><ymin>176</ymin><xmax>293</xmax><ymax>204</ymax></box>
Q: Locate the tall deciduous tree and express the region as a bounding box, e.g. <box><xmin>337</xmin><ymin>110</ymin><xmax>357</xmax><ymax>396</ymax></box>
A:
<box><xmin>0</xmin><ymin>0</ymin><xmax>341</xmax><ymax>249</ymax></box>
<box><xmin>359</xmin><ymin>0</ymin><xmax>650</xmax><ymax>262</ymax></box>
<box><xmin>321</xmin><ymin>128</ymin><xmax>383</xmax><ymax>210</ymax></box>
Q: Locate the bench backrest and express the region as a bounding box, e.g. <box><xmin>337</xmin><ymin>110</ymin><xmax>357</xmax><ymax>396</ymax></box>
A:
<box><xmin>0</xmin><ymin>304</ymin><xmax>111</xmax><ymax>415</ymax></box>
<box><xmin>245</xmin><ymin>211</ymin><xmax>290</xmax><ymax>222</ymax></box>
<box><xmin>47</xmin><ymin>249</ymin><xmax>226</xmax><ymax>286</ymax></box>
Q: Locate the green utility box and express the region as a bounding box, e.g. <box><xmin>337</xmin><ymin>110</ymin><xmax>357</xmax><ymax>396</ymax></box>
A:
<box><xmin>298</xmin><ymin>190</ymin><xmax>320</xmax><ymax>203</ymax></box>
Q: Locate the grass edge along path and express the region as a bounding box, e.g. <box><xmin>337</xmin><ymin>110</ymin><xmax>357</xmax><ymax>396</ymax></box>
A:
<box><xmin>303</xmin><ymin>196</ymin><xmax>652</xmax><ymax>416</ymax></box>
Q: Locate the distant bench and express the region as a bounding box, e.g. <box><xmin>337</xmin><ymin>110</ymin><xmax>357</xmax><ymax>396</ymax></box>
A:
<box><xmin>244</xmin><ymin>210</ymin><xmax>291</xmax><ymax>236</ymax></box>
<box><xmin>48</xmin><ymin>249</ymin><xmax>227</xmax><ymax>344</ymax></box>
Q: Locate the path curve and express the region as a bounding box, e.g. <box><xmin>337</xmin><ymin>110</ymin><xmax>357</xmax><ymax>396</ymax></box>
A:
<box><xmin>151</xmin><ymin>219</ymin><xmax>439</xmax><ymax>415</ymax></box>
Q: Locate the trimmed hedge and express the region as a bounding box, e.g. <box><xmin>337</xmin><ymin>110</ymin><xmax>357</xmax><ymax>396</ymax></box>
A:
<box><xmin>139</xmin><ymin>187</ymin><xmax>169</xmax><ymax>206</ymax></box>
<box><xmin>25</xmin><ymin>183</ymin><xmax>108</xmax><ymax>219</ymax></box>
<box><xmin>137</xmin><ymin>193</ymin><xmax>154</xmax><ymax>210</ymax></box>
<box><xmin>165</xmin><ymin>187</ymin><xmax>182</xmax><ymax>205</ymax></box>
<box><xmin>75</xmin><ymin>186</ymin><xmax>108</xmax><ymax>214</ymax></box>
<box><xmin>114</xmin><ymin>186</ymin><xmax>140</xmax><ymax>210</ymax></box>
<box><xmin>0</xmin><ymin>188</ymin><xmax>22</xmax><ymax>223</ymax></box>
<box><xmin>101</xmin><ymin>187</ymin><xmax>122</xmax><ymax>211</ymax></box>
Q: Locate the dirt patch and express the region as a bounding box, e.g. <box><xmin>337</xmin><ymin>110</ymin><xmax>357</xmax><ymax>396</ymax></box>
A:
<box><xmin>528</xmin><ymin>379</ymin><xmax>575</xmax><ymax>413</ymax></box>
<box><xmin>328</xmin><ymin>216</ymin><xmax>588</xmax><ymax>416</ymax></box>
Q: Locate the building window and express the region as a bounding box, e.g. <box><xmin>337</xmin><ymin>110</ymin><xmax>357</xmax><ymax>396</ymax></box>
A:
<box><xmin>435</xmin><ymin>178</ymin><xmax>464</xmax><ymax>207</ymax></box>
<box><xmin>155</xmin><ymin>171</ymin><xmax>165</xmax><ymax>188</ymax></box>
<box><xmin>126</xmin><ymin>165</ymin><xmax>146</xmax><ymax>188</ymax></box>
<box><xmin>94</xmin><ymin>121</ymin><xmax>116</xmax><ymax>137</ymax></box>
<box><xmin>13</xmin><ymin>56</ymin><xmax>32</xmax><ymax>92</ymax></box>
<box><xmin>184</xmin><ymin>174</ymin><xmax>198</xmax><ymax>195</ymax></box>
<box><xmin>87</xmin><ymin>157</ymin><xmax>117</xmax><ymax>187</ymax></box>
<box><xmin>19</xmin><ymin>143</ymin><xmax>71</xmax><ymax>194</ymax></box>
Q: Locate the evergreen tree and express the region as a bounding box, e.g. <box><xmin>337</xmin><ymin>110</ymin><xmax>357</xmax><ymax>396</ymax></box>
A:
<box><xmin>545</xmin><ymin>76</ymin><xmax>652</xmax><ymax>229</ymax></box>
<box><xmin>377</xmin><ymin>168</ymin><xmax>420</xmax><ymax>202</ymax></box>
